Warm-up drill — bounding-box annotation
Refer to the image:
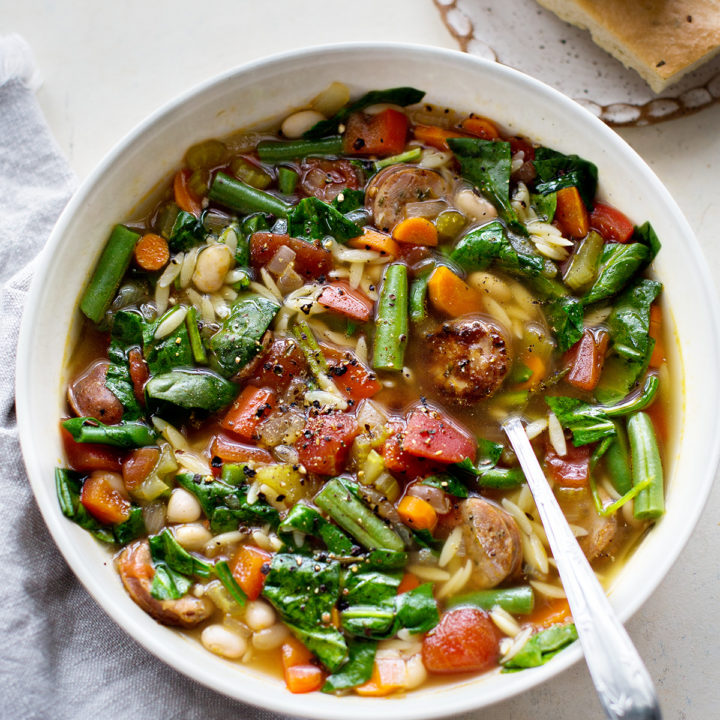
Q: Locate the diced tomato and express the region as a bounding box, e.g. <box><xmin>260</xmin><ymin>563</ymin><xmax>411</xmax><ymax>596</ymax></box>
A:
<box><xmin>317</xmin><ymin>281</ymin><xmax>374</xmax><ymax>322</ymax></box>
<box><xmin>402</xmin><ymin>408</ymin><xmax>477</xmax><ymax>465</ymax></box>
<box><xmin>323</xmin><ymin>345</ymin><xmax>381</xmax><ymax>402</ymax></box>
<box><xmin>422</xmin><ymin>607</ymin><xmax>501</xmax><ymax>674</ymax></box>
<box><xmin>507</xmin><ymin>135</ymin><xmax>536</xmax><ymax>161</ymax></box>
<box><xmin>590</xmin><ymin>202</ymin><xmax>634</xmax><ymax>243</ymax></box>
<box><xmin>295</xmin><ymin>412</ymin><xmax>359</xmax><ymax>475</ymax></box>
<box><xmin>209</xmin><ymin>434</ymin><xmax>274</xmax><ymax>470</ymax></box>
<box><xmin>250</xmin><ymin>232</ymin><xmax>333</xmax><ymax>279</ymax></box>
<box><xmin>127</xmin><ymin>347</ymin><xmax>149</xmax><ymax>405</ymax></box>
<box><xmin>61</xmin><ymin>426</ymin><xmax>122</xmax><ymax>473</ymax></box>
<box><xmin>381</xmin><ymin>421</ymin><xmax>444</xmax><ymax>480</ymax></box>
<box><xmin>544</xmin><ymin>440</ymin><xmax>590</xmax><ymax>489</ymax></box>
<box><xmin>80</xmin><ymin>470</ymin><xmax>131</xmax><ymax>525</ymax></box>
<box><xmin>555</xmin><ymin>186</ymin><xmax>589</xmax><ymax>239</ymax></box>
<box><xmin>122</xmin><ymin>446</ymin><xmax>160</xmax><ymax>491</ymax></box>
<box><xmin>344</xmin><ymin>109</ymin><xmax>409</xmax><ymax>157</ymax></box>
<box><xmin>230</xmin><ymin>545</ymin><xmax>272</xmax><ymax>600</ymax></box>
<box><xmin>252</xmin><ymin>338</ymin><xmax>307</xmax><ymax>393</ymax></box>
<box><xmin>460</xmin><ymin>115</ymin><xmax>499</xmax><ymax>140</ymax></box>
<box><xmin>397</xmin><ymin>572</ymin><xmax>421</xmax><ymax>595</ymax></box>
<box><xmin>564</xmin><ymin>328</ymin><xmax>609</xmax><ymax>392</ymax></box>
<box><xmin>285</xmin><ymin>664</ymin><xmax>324</xmax><ymax>694</ymax></box>
<box><xmin>299</xmin><ymin>158</ymin><xmax>360</xmax><ymax>203</ymax></box>
<box><xmin>220</xmin><ymin>386</ymin><xmax>275</xmax><ymax>442</ymax></box>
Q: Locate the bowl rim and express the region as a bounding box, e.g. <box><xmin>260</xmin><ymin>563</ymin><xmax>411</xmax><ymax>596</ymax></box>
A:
<box><xmin>15</xmin><ymin>41</ymin><xmax>720</xmax><ymax>719</ymax></box>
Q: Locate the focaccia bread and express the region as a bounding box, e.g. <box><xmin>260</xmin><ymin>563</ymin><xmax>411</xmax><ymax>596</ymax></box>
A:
<box><xmin>537</xmin><ymin>0</ymin><xmax>720</xmax><ymax>92</ymax></box>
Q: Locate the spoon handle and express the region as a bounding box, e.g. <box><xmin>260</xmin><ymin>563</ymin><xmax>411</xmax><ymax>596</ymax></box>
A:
<box><xmin>503</xmin><ymin>417</ymin><xmax>661</xmax><ymax>720</ymax></box>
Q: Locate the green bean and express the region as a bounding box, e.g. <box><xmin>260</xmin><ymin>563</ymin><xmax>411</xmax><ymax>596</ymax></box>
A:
<box><xmin>314</xmin><ymin>479</ymin><xmax>404</xmax><ymax>551</ymax></box>
<box><xmin>185</xmin><ymin>305</ymin><xmax>207</xmax><ymax>364</ymax></box>
<box><xmin>214</xmin><ymin>560</ymin><xmax>247</xmax><ymax>606</ymax></box>
<box><xmin>257</xmin><ymin>136</ymin><xmax>343</xmax><ymax>162</ymax></box>
<box><xmin>477</xmin><ymin>466</ymin><xmax>525</xmax><ymax>489</ymax></box>
<box><xmin>277</xmin><ymin>166</ymin><xmax>299</xmax><ymax>195</ymax></box>
<box><xmin>80</xmin><ymin>225</ymin><xmax>140</xmax><ymax>324</ymax></box>
<box><xmin>372</xmin><ymin>263</ymin><xmax>408</xmax><ymax>371</ymax></box>
<box><xmin>409</xmin><ymin>268</ymin><xmax>431</xmax><ymax>323</ymax></box>
<box><xmin>374</xmin><ymin>147</ymin><xmax>422</xmax><ymax>171</ymax></box>
<box><xmin>447</xmin><ymin>586</ymin><xmax>535</xmax><ymax>615</ymax></box>
<box><xmin>208</xmin><ymin>172</ymin><xmax>290</xmax><ymax>218</ymax></box>
<box><xmin>291</xmin><ymin>318</ymin><xmax>331</xmax><ymax>391</ymax></box>
<box><xmin>628</xmin><ymin>411</ymin><xmax>665</xmax><ymax>520</ymax></box>
<box><xmin>604</xmin><ymin>421</ymin><xmax>633</xmax><ymax>495</ymax></box>
<box><xmin>603</xmin><ymin>374</ymin><xmax>659</xmax><ymax>417</ymax></box>
<box><xmin>61</xmin><ymin>418</ymin><xmax>156</xmax><ymax>448</ymax></box>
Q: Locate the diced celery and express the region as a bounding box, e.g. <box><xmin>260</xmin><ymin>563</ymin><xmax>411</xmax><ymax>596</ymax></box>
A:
<box><xmin>205</xmin><ymin>580</ymin><xmax>244</xmax><ymax>615</ymax></box>
<box><xmin>563</xmin><ymin>231</ymin><xmax>604</xmax><ymax>292</ymax></box>
<box><xmin>361</xmin><ymin>449</ymin><xmax>385</xmax><ymax>486</ymax></box>
<box><xmin>374</xmin><ymin>472</ymin><xmax>400</xmax><ymax>503</ymax></box>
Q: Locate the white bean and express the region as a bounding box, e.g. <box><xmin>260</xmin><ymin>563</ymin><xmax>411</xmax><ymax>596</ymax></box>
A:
<box><xmin>405</xmin><ymin>655</ymin><xmax>428</xmax><ymax>689</ymax></box>
<box><xmin>252</xmin><ymin>623</ymin><xmax>289</xmax><ymax>650</ymax></box>
<box><xmin>245</xmin><ymin>599</ymin><xmax>276</xmax><ymax>631</ymax></box>
<box><xmin>201</xmin><ymin>624</ymin><xmax>248</xmax><ymax>659</ymax></box>
<box><xmin>454</xmin><ymin>188</ymin><xmax>498</xmax><ymax>222</ymax></box>
<box><xmin>173</xmin><ymin>523</ymin><xmax>213</xmax><ymax>551</ymax></box>
<box><xmin>192</xmin><ymin>244</ymin><xmax>233</xmax><ymax>293</ymax></box>
<box><xmin>281</xmin><ymin>110</ymin><xmax>326</xmax><ymax>139</ymax></box>
<box><xmin>166</xmin><ymin>488</ymin><xmax>202</xmax><ymax>523</ymax></box>
<box><xmin>311</xmin><ymin>82</ymin><xmax>350</xmax><ymax>117</ymax></box>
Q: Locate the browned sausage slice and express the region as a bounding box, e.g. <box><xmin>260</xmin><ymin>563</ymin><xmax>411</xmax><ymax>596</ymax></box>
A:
<box><xmin>67</xmin><ymin>360</ymin><xmax>124</xmax><ymax>424</ymax></box>
<box><xmin>558</xmin><ymin>488</ymin><xmax>618</xmax><ymax>562</ymax></box>
<box><xmin>117</xmin><ymin>540</ymin><xmax>213</xmax><ymax>628</ymax></box>
<box><xmin>299</xmin><ymin>158</ymin><xmax>360</xmax><ymax>202</ymax></box>
<box><xmin>366</xmin><ymin>165</ymin><xmax>448</xmax><ymax>233</ymax></box>
<box><xmin>423</xmin><ymin>318</ymin><xmax>509</xmax><ymax>404</ymax></box>
<box><xmin>460</xmin><ymin>497</ymin><xmax>522</xmax><ymax>589</ymax></box>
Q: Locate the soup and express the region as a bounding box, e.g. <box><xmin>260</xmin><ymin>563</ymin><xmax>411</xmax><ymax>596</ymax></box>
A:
<box><xmin>56</xmin><ymin>83</ymin><xmax>667</xmax><ymax>695</ymax></box>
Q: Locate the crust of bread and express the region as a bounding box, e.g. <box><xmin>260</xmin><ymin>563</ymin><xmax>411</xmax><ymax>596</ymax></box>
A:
<box><xmin>537</xmin><ymin>0</ymin><xmax>720</xmax><ymax>92</ymax></box>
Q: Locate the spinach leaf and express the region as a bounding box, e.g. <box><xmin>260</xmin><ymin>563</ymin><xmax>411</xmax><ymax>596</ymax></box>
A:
<box><xmin>169</xmin><ymin>210</ymin><xmax>205</xmax><ymax>251</ymax></box>
<box><xmin>341</xmin><ymin>605</ymin><xmax>395</xmax><ymax>637</ymax></box>
<box><xmin>111</xmin><ymin>308</ymin><xmax>146</xmax><ymax>346</ymax></box>
<box><xmin>263</xmin><ymin>553</ymin><xmax>346</xmax><ymax>670</ymax></box>
<box><xmin>447</xmin><ymin>138</ymin><xmax>523</xmax><ymax>232</ymax></box>
<box><xmin>303</xmin><ymin>86</ymin><xmax>425</xmax><ymax>139</ymax></box>
<box><xmin>503</xmin><ymin>623</ymin><xmax>578</xmax><ymax>670</ymax></box>
<box><xmin>145</xmin><ymin>368</ymin><xmax>237</xmax><ymax>413</ymax></box>
<box><xmin>331</xmin><ymin>189</ymin><xmax>365</xmax><ymax>214</ymax></box>
<box><xmin>148</xmin><ymin>528</ymin><xmax>213</xmax><ymax>578</ymax></box>
<box><xmin>342</xmin><ymin>566</ymin><xmax>402</xmax><ymax>606</ymax></box>
<box><xmin>632</xmin><ymin>221</ymin><xmax>661</xmax><ymax>261</ymax></box>
<box><xmin>545</xmin><ymin>396</ymin><xmax>616</xmax><ymax>446</ymax></box>
<box><xmin>150</xmin><ymin>563</ymin><xmax>193</xmax><ymax>601</ymax></box>
<box><xmin>322</xmin><ymin>638</ymin><xmax>377</xmax><ymax>693</ymax></box>
<box><xmin>544</xmin><ymin>296</ymin><xmax>584</xmax><ymax>352</ymax></box>
<box><xmin>422</xmin><ymin>473</ymin><xmax>469</xmax><ymax>498</ymax></box>
<box><xmin>105</xmin><ymin>341</ymin><xmax>143</xmax><ymax>420</ymax></box>
<box><xmin>209</xmin><ymin>294</ymin><xmax>279</xmax><ymax>377</ymax></box>
<box><xmin>395</xmin><ymin>583</ymin><xmax>439</xmax><ymax>634</ymax></box>
<box><xmin>607</xmin><ymin>279</ymin><xmax>662</xmax><ymax>362</ymax></box>
<box><xmin>533</xmin><ymin>147</ymin><xmax>598</xmax><ymax>209</ymax></box>
<box><xmin>61</xmin><ymin>417</ymin><xmax>156</xmax><ymax>448</ymax></box>
<box><xmin>594</xmin><ymin>354</ymin><xmax>644</xmax><ymax>404</ymax></box>
<box><xmin>448</xmin><ymin>443</ymin><xmax>525</xmax><ymax>490</ymax></box>
<box><xmin>175</xmin><ymin>472</ymin><xmax>280</xmax><ymax>531</ymax></box>
<box><xmin>288</xmin><ymin>197</ymin><xmax>363</xmax><ymax>243</ymax></box>
<box><xmin>279</xmin><ymin>503</ymin><xmax>355</xmax><ymax>555</ymax></box>
<box><xmin>450</xmin><ymin>220</ymin><xmax>544</xmax><ymax>275</ymax></box>
<box><xmin>582</xmin><ymin>243</ymin><xmax>650</xmax><ymax>306</ymax></box>
<box><xmin>55</xmin><ymin>469</ymin><xmax>145</xmax><ymax>544</ymax></box>
<box><xmin>366</xmin><ymin>549</ymin><xmax>408</xmax><ymax>570</ymax></box>
<box><xmin>530</xmin><ymin>191</ymin><xmax>557</xmax><ymax>222</ymax></box>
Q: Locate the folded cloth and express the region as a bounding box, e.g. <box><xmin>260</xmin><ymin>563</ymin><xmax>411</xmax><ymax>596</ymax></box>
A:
<box><xmin>0</xmin><ymin>35</ymin><xmax>290</xmax><ymax>720</ymax></box>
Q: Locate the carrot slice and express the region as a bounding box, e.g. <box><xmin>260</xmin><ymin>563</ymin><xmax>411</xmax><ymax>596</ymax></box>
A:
<box><xmin>282</xmin><ymin>637</ymin><xmax>314</xmax><ymax>671</ymax></box>
<box><xmin>514</xmin><ymin>354</ymin><xmax>546</xmax><ymax>391</ymax></box>
<box><xmin>348</xmin><ymin>227</ymin><xmax>400</xmax><ymax>258</ymax></box>
<box><xmin>134</xmin><ymin>233</ymin><xmax>170</xmax><ymax>271</ymax></box>
<box><xmin>412</xmin><ymin>124</ymin><xmax>465</xmax><ymax>151</ymax></box>
<box><xmin>355</xmin><ymin>659</ymin><xmax>405</xmax><ymax>697</ymax></box>
<box><xmin>220</xmin><ymin>386</ymin><xmax>275</xmax><ymax>442</ymax></box>
<box><xmin>526</xmin><ymin>598</ymin><xmax>572</xmax><ymax>629</ymax></box>
<box><xmin>555</xmin><ymin>186</ymin><xmax>589</xmax><ymax>239</ymax></box>
<box><xmin>392</xmin><ymin>217</ymin><xmax>438</xmax><ymax>247</ymax></box>
<box><xmin>397</xmin><ymin>495</ymin><xmax>438</xmax><ymax>532</ymax></box>
<box><xmin>80</xmin><ymin>471</ymin><xmax>131</xmax><ymax>525</ymax></box>
<box><xmin>173</xmin><ymin>168</ymin><xmax>202</xmax><ymax>215</ymax></box>
<box><xmin>230</xmin><ymin>545</ymin><xmax>272</xmax><ymax>600</ymax></box>
<box><xmin>285</xmin><ymin>664</ymin><xmax>324</xmax><ymax>694</ymax></box>
<box><xmin>427</xmin><ymin>266</ymin><xmax>483</xmax><ymax>317</ymax></box>
<box><xmin>460</xmin><ymin>116</ymin><xmax>499</xmax><ymax>139</ymax></box>
<box><xmin>648</xmin><ymin>303</ymin><xmax>665</xmax><ymax>368</ymax></box>
<box><xmin>397</xmin><ymin>572</ymin><xmax>421</xmax><ymax>595</ymax></box>
<box><xmin>209</xmin><ymin>434</ymin><xmax>274</xmax><ymax>468</ymax></box>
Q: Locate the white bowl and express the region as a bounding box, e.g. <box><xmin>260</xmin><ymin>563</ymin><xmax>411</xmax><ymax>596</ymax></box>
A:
<box><xmin>16</xmin><ymin>43</ymin><xmax>720</xmax><ymax>719</ymax></box>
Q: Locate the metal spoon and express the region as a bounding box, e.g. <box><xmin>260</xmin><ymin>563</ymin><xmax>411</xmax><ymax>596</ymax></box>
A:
<box><xmin>502</xmin><ymin>416</ymin><xmax>662</xmax><ymax>720</ymax></box>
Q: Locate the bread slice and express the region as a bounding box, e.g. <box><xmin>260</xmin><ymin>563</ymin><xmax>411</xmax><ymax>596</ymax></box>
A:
<box><xmin>536</xmin><ymin>0</ymin><xmax>720</xmax><ymax>92</ymax></box>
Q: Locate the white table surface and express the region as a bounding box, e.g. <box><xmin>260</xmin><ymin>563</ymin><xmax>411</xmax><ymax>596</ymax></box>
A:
<box><xmin>8</xmin><ymin>1</ymin><xmax>720</xmax><ymax>718</ymax></box>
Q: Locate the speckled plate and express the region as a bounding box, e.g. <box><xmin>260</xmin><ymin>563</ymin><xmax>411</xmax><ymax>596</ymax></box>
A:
<box><xmin>435</xmin><ymin>0</ymin><xmax>720</xmax><ymax>125</ymax></box>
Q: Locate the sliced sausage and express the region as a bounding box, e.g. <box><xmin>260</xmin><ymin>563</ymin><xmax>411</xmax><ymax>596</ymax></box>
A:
<box><xmin>460</xmin><ymin>497</ymin><xmax>522</xmax><ymax>589</ymax></box>
<box><xmin>365</xmin><ymin>165</ymin><xmax>449</xmax><ymax>233</ymax></box>
<box><xmin>557</xmin><ymin>488</ymin><xmax>618</xmax><ymax>563</ymax></box>
<box><xmin>67</xmin><ymin>360</ymin><xmax>124</xmax><ymax>424</ymax></box>
<box><xmin>299</xmin><ymin>158</ymin><xmax>360</xmax><ymax>202</ymax></box>
<box><xmin>117</xmin><ymin>540</ymin><xmax>213</xmax><ymax>628</ymax></box>
<box><xmin>423</xmin><ymin>318</ymin><xmax>509</xmax><ymax>404</ymax></box>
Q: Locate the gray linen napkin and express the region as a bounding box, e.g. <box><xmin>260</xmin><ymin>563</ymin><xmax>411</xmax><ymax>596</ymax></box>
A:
<box><xmin>0</xmin><ymin>35</ymin><xmax>291</xmax><ymax>720</ymax></box>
